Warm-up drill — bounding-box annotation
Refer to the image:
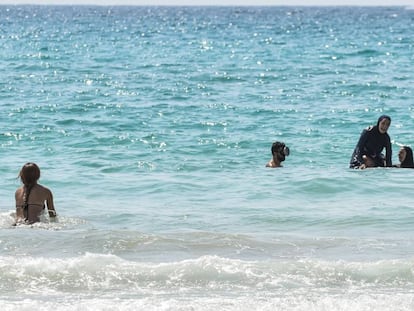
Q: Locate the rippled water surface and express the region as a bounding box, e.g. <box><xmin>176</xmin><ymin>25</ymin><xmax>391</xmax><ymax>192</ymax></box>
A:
<box><xmin>1</xmin><ymin>5</ymin><xmax>414</xmax><ymax>310</ymax></box>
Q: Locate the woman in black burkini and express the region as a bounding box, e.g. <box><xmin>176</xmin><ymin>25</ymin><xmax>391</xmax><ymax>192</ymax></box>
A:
<box><xmin>350</xmin><ymin>115</ymin><xmax>392</xmax><ymax>169</ymax></box>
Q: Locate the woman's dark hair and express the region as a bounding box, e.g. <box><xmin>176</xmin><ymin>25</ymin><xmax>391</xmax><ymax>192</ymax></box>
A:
<box><xmin>19</xmin><ymin>162</ymin><xmax>41</xmax><ymax>186</ymax></box>
<box><xmin>401</xmin><ymin>146</ymin><xmax>414</xmax><ymax>168</ymax></box>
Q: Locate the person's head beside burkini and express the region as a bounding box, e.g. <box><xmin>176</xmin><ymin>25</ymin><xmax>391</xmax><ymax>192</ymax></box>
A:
<box><xmin>397</xmin><ymin>146</ymin><xmax>414</xmax><ymax>168</ymax></box>
<box><xmin>266</xmin><ymin>141</ymin><xmax>290</xmax><ymax>168</ymax></box>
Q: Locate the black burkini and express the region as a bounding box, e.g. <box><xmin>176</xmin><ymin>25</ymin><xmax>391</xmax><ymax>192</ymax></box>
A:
<box><xmin>350</xmin><ymin>115</ymin><xmax>392</xmax><ymax>169</ymax></box>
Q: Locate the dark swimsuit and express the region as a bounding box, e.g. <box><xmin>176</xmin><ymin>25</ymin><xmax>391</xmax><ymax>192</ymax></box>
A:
<box><xmin>350</xmin><ymin>125</ymin><xmax>392</xmax><ymax>168</ymax></box>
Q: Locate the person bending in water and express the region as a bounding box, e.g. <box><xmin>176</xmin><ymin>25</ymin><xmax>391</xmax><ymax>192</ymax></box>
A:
<box><xmin>349</xmin><ymin>115</ymin><xmax>392</xmax><ymax>169</ymax></box>
<box><xmin>266</xmin><ymin>141</ymin><xmax>290</xmax><ymax>168</ymax></box>
<box><xmin>394</xmin><ymin>146</ymin><xmax>414</xmax><ymax>168</ymax></box>
<box><xmin>15</xmin><ymin>162</ymin><xmax>57</xmax><ymax>224</ymax></box>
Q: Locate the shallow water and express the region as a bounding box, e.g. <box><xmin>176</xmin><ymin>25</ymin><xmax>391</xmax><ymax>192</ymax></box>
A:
<box><xmin>1</xmin><ymin>5</ymin><xmax>414</xmax><ymax>310</ymax></box>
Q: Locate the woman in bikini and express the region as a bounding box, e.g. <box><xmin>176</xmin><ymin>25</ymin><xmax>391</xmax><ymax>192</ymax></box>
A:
<box><xmin>15</xmin><ymin>162</ymin><xmax>57</xmax><ymax>224</ymax></box>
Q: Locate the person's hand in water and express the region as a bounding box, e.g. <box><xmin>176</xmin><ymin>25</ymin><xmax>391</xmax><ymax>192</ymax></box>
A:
<box><xmin>48</xmin><ymin>210</ymin><xmax>58</xmax><ymax>222</ymax></box>
<box><xmin>360</xmin><ymin>155</ymin><xmax>375</xmax><ymax>169</ymax></box>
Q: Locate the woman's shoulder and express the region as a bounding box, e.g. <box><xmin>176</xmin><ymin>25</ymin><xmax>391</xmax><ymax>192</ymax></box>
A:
<box><xmin>365</xmin><ymin>125</ymin><xmax>376</xmax><ymax>133</ymax></box>
<box><xmin>360</xmin><ymin>126</ymin><xmax>374</xmax><ymax>136</ymax></box>
<box><xmin>15</xmin><ymin>186</ymin><xmax>24</xmax><ymax>196</ymax></box>
<box><xmin>34</xmin><ymin>184</ymin><xmax>53</xmax><ymax>194</ymax></box>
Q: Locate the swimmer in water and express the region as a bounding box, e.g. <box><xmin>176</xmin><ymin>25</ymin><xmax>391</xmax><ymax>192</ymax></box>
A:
<box><xmin>15</xmin><ymin>162</ymin><xmax>57</xmax><ymax>224</ymax></box>
<box><xmin>349</xmin><ymin>115</ymin><xmax>392</xmax><ymax>169</ymax></box>
<box><xmin>266</xmin><ymin>141</ymin><xmax>290</xmax><ymax>168</ymax></box>
<box><xmin>394</xmin><ymin>146</ymin><xmax>414</xmax><ymax>168</ymax></box>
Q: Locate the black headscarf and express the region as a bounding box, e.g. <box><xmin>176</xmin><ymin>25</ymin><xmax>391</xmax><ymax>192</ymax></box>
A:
<box><xmin>401</xmin><ymin>146</ymin><xmax>414</xmax><ymax>168</ymax></box>
<box><xmin>376</xmin><ymin>115</ymin><xmax>391</xmax><ymax>128</ymax></box>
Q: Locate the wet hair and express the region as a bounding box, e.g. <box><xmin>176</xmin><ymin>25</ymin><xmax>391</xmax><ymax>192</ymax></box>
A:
<box><xmin>401</xmin><ymin>146</ymin><xmax>414</xmax><ymax>168</ymax></box>
<box><xmin>271</xmin><ymin>141</ymin><xmax>285</xmax><ymax>154</ymax></box>
<box><xmin>271</xmin><ymin>141</ymin><xmax>289</xmax><ymax>162</ymax></box>
<box><xmin>19</xmin><ymin>162</ymin><xmax>41</xmax><ymax>187</ymax></box>
<box><xmin>376</xmin><ymin>115</ymin><xmax>391</xmax><ymax>127</ymax></box>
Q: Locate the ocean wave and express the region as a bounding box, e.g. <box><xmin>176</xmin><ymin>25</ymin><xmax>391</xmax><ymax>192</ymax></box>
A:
<box><xmin>1</xmin><ymin>254</ymin><xmax>414</xmax><ymax>310</ymax></box>
<box><xmin>1</xmin><ymin>294</ymin><xmax>414</xmax><ymax>311</ymax></box>
<box><xmin>1</xmin><ymin>253</ymin><xmax>414</xmax><ymax>294</ymax></box>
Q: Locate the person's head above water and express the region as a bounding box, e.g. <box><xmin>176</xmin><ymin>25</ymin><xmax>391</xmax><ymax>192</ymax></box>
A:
<box><xmin>18</xmin><ymin>162</ymin><xmax>41</xmax><ymax>187</ymax></box>
<box><xmin>271</xmin><ymin>141</ymin><xmax>290</xmax><ymax>161</ymax></box>
<box><xmin>376</xmin><ymin>115</ymin><xmax>391</xmax><ymax>134</ymax></box>
<box><xmin>398</xmin><ymin>146</ymin><xmax>414</xmax><ymax>168</ymax></box>
<box><xmin>267</xmin><ymin>141</ymin><xmax>290</xmax><ymax>168</ymax></box>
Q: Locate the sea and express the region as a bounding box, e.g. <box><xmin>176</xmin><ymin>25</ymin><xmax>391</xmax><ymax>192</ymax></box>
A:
<box><xmin>1</xmin><ymin>5</ymin><xmax>414</xmax><ymax>310</ymax></box>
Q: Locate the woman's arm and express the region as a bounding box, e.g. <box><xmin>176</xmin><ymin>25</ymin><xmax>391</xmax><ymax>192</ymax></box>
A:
<box><xmin>15</xmin><ymin>188</ymin><xmax>25</xmax><ymax>221</ymax></box>
<box><xmin>350</xmin><ymin>128</ymin><xmax>369</xmax><ymax>168</ymax></box>
<box><xmin>45</xmin><ymin>188</ymin><xmax>57</xmax><ymax>218</ymax></box>
<box><xmin>385</xmin><ymin>135</ymin><xmax>392</xmax><ymax>167</ymax></box>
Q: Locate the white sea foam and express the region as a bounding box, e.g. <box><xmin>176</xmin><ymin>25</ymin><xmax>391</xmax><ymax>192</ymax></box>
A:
<box><xmin>1</xmin><ymin>295</ymin><xmax>414</xmax><ymax>311</ymax></box>
<box><xmin>0</xmin><ymin>210</ymin><xmax>86</xmax><ymax>230</ymax></box>
<box><xmin>0</xmin><ymin>254</ymin><xmax>414</xmax><ymax>310</ymax></box>
<box><xmin>1</xmin><ymin>254</ymin><xmax>413</xmax><ymax>292</ymax></box>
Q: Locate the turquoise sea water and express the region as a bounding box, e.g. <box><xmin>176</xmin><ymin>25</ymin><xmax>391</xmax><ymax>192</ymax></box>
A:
<box><xmin>1</xmin><ymin>5</ymin><xmax>414</xmax><ymax>310</ymax></box>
